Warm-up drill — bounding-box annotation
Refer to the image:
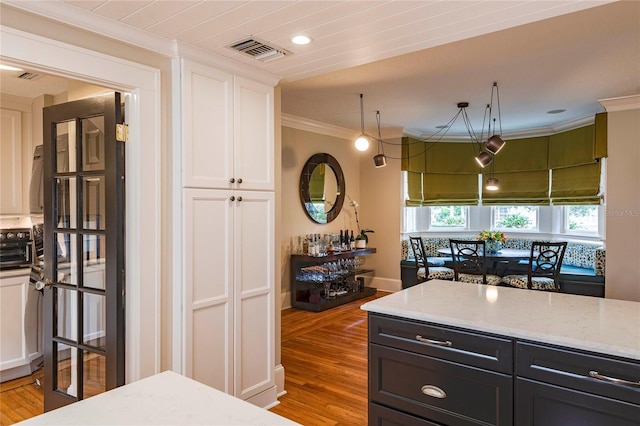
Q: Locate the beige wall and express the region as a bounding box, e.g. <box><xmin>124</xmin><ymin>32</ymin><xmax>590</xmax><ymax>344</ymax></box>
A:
<box><xmin>358</xmin><ymin>138</ymin><xmax>403</xmax><ymax>292</ymax></box>
<box><xmin>604</xmin><ymin>106</ymin><xmax>640</xmax><ymax>301</ymax></box>
<box><xmin>280</xmin><ymin>126</ymin><xmax>361</xmax><ymax>308</ymax></box>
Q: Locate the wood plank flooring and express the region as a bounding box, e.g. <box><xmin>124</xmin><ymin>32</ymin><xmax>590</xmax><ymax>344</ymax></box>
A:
<box><xmin>0</xmin><ymin>292</ymin><xmax>385</xmax><ymax>425</ymax></box>
<box><xmin>269</xmin><ymin>292</ymin><xmax>386</xmax><ymax>425</ymax></box>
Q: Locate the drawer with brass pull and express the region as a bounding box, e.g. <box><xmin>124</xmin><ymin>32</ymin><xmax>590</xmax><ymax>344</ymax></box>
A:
<box><xmin>369</xmin><ymin>313</ymin><xmax>513</xmax><ymax>374</ymax></box>
<box><xmin>369</xmin><ymin>343</ymin><xmax>513</xmax><ymax>425</ymax></box>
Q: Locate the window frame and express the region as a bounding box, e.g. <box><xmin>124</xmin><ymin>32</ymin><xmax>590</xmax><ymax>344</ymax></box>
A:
<box><xmin>491</xmin><ymin>206</ymin><xmax>540</xmax><ymax>232</ymax></box>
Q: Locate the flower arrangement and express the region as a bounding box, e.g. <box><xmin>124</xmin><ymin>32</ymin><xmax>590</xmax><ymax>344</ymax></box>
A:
<box><xmin>476</xmin><ymin>230</ymin><xmax>507</xmax><ymax>244</ymax></box>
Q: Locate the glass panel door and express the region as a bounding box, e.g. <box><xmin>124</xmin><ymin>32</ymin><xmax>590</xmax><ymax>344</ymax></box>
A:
<box><xmin>42</xmin><ymin>93</ymin><xmax>124</xmax><ymax>411</ymax></box>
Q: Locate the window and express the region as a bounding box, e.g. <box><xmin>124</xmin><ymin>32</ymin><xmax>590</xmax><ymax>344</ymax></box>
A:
<box><xmin>493</xmin><ymin>206</ymin><xmax>538</xmax><ymax>230</ymax></box>
<box><xmin>430</xmin><ymin>206</ymin><xmax>468</xmax><ymax>229</ymax></box>
<box><xmin>565</xmin><ymin>205</ymin><xmax>599</xmax><ymax>234</ymax></box>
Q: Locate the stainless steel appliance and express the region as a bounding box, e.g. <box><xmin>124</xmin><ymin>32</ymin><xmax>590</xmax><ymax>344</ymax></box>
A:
<box><xmin>0</xmin><ymin>228</ymin><xmax>32</xmax><ymax>270</ymax></box>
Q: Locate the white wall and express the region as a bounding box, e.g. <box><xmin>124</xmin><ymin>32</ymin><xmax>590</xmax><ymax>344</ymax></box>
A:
<box><xmin>280</xmin><ymin>126</ymin><xmax>361</xmax><ymax>308</ymax></box>
<box><xmin>602</xmin><ymin>97</ymin><xmax>640</xmax><ymax>301</ymax></box>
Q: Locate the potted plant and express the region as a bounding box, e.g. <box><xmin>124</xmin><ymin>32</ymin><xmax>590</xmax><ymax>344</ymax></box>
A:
<box><xmin>476</xmin><ymin>230</ymin><xmax>507</xmax><ymax>253</ymax></box>
<box><xmin>355</xmin><ymin>229</ymin><xmax>374</xmax><ymax>248</ymax></box>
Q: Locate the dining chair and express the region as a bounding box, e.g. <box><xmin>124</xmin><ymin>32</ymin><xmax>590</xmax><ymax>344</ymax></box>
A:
<box><xmin>409</xmin><ymin>236</ymin><xmax>454</xmax><ymax>282</ymax></box>
<box><xmin>449</xmin><ymin>239</ymin><xmax>502</xmax><ymax>285</ymax></box>
<box><xmin>501</xmin><ymin>241</ymin><xmax>567</xmax><ymax>291</ymax></box>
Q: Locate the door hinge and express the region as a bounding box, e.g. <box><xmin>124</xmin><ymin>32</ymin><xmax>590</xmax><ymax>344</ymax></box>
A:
<box><xmin>116</xmin><ymin>123</ymin><xmax>129</xmax><ymax>142</ymax></box>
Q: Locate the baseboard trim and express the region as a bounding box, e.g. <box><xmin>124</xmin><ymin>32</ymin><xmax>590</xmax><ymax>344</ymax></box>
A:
<box><xmin>245</xmin><ymin>384</ymin><xmax>279</xmax><ymax>409</ymax></box>
<box><xmin>275</xmin><ymin>364</ymin><xmax>286</xmax><ymax>397</ymax></box>
<box><xmin>370</xmin><ymin>277</ymin><xmax>402</xmax><ymax>293</ymax></box>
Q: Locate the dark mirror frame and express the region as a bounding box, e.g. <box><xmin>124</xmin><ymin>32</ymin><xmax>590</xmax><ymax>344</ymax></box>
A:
<box><xmin>300</xmin><ymin>153</ymin><xmax>345</xmax><ymax>224</ymax></box>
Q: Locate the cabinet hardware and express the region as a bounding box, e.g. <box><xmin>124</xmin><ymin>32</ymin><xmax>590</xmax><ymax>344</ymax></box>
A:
<box><xmin>230</xmin><ymin>196</ymin><xmax>235</xmax><ymax>201</ymax></box>
<box><xmin>416</xmin><ymin>335</ymin><xmax>452</xmax><ymax>347</ymax></box>
<box><xmin>237</xmin><ymin>178</ymin><xmax>243</xmax><ymax>184</ymax></box>
<box><xmin>237</xmin><ymin>196</ymin><xmax>243</xmax><ymax>202</ymax></box>
<box><xmin>230</xmin><ymin>178</ymin><xmax>235</xmax><ymax>183</ymax></box>
<box><xmin>421</xmin><ymin>385</ymin><xmax>446</xmax><ymax>399</ymax></box>
<box><xmin>589</xmin><ymin>371</ymin><xmax>640</xmax><ymax>387</ymax></box>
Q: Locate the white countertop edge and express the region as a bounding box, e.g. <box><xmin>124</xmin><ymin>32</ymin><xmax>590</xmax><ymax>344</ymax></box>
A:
<box><xmin>361</xmin><ymin>281</ymin><xmax>640</xmax><ymax>361</ymax></box>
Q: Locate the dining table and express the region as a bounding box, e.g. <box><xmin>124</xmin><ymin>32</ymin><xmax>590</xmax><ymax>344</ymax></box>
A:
<box><xmin>437</xmin><ymin>247</ymin><xmax>532</xmax><ymax>276</ymax></box>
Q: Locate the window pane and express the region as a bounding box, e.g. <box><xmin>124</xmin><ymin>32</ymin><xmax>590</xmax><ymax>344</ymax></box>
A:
<box><xmin>566</xmin><ymin>205</ymin><xmax>598</xmax><ymax>233</ymax></box>
<box><xmin>493</xmin><ymin>206</ymin><xmax>538</xmax><ymax>230</ymax></box>
<box><xmin>430</xmin><ymin>206</ymin><xmax>467</xmax><ymax>228</ymax></box>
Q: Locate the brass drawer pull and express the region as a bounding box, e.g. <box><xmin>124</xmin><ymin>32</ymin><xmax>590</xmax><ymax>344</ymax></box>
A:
<box><xmin>589</xmin><ymin>371</ymin><xmax>640</xmax><ymax>387</ymax></box>
<box><xmin>416</xmin><ymin>335</ymin><xmax>452</xmax><ymax>347</ymax></box>
<box><xmin>421</xmin><ymin>385</ymin><xmax>446</xmax><ymax>399</ymax></box>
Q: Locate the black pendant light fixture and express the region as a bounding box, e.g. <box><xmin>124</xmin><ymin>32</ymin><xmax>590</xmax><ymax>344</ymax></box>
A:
<box><xmin>354</xmin><ymin>94</ymin><xmax>370</xmax><ymax>151</ymax></box>
<box><xmin>484</xmin><ymin>82</ymin><xmax>505</xmax><ymax>154</ymax></box>
<box><xmin>373</xmin><ymin>110</ymin><xmax>387</xmax><ymax>167</ymax></box>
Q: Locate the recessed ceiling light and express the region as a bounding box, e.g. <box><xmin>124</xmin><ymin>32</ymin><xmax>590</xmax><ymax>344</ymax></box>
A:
<box><xmin>547</xmin><ymin>109</ymin><xmax>566</xmax><ymax>114</ymax></box>
<box><xmin>291</xmin><ymin>35</ymin><xmax>312</xmax><ymax>45</ymax></box>
<box><xmin>0</xmin><ymin>64</ymin><xmax>23</xmax><ymax>71</ymax></box>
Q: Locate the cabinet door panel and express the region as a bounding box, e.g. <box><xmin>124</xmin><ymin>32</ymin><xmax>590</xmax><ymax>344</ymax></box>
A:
<box><xmin>234</xmin><ymin>191</ymin><xmax>274</xmax><ymax>400</ymax></box>
<box><xmin>184</xmin><ymin>189</ymin><xmax>234</xmax><ymax>393</ymax></box>
<box><xmin>0</xmin><ymin>276</ymin><xmax>27</xmax><ymax>368</ymax></box>
<box><xmin>516</xmin><ymin>378</ymin><xmax>640</xmax><ymax>426</ymax></box>
<box><xmin>182</xmin><ymin>61</ymin><xmax>233</xmax><ymax>189</ymax></box>
<box><xmin>0</xmin><ymin>109</ymin><xmax>23</xmax><ymax>214</ymax></box>
<box><xmin>233</xmin><ymin>77</ymin><xmax>274</xmax><ymax>191</ymax></box>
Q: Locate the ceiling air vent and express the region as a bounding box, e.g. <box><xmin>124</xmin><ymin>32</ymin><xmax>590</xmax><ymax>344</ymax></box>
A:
<box><xmin>228</xmin><ymin>38</ymin><xmax>292</xmax><ymax>62</ymax></box>
<box><xmin>17</xmin><ymin>71</ymin><xmax>41</xmax><ymax>80</ymax></box>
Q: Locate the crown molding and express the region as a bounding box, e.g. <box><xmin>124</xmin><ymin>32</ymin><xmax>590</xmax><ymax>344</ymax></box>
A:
<box><xmin>282</xmin><ymin>114</ymin><xmax>357</xmax><ymax>140</ymax></box>
<box><xmin>599</xmin><ymin>94</ymin><xmax>640</xmax><ymax>112</ymax></box>
<box><xmin>3</xmin><ymin>0</ymin><xmax>175</xmax><ymax>57</ymax></box>
<box><xmin>172</xmin><ymin>42</ymin><xmax>280</xmax><ymax>87</ymax></box>
<box><xmin>404</xmin><ymin>114</ymin><xmax>597</xmax><ymax>141</ymax></box>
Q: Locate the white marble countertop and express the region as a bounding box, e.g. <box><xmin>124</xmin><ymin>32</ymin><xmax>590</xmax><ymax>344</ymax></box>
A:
<box><xmin>18</xmin><ymin>371</ymin><xmax>300</xmax><ymax>425</ymax></box>
<box><xmin>361</xmin><ymin>280</ymin><xmax>640</xmax><ymax>361</ymax></box>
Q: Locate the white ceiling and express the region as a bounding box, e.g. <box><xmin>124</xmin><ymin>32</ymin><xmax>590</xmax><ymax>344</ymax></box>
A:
<box><xmin>2</xmin><ymin>0</ymin><xmax>639</xmax><ymax>138</ymax></box>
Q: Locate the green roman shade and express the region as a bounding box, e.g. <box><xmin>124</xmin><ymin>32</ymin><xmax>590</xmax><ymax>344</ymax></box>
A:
<box><xmin>594</xmin><ymin>112</ymin><xmax>608</xmax><ymax>159</ymax></box>
<box><xmin>492</xmin><ymin>136</ymin><xmax>549</xmax><ymax>172</ymax></box>
<box><xmin>401</xmin><ymin>137</ymin><xmax>428</xmax><ymax>172</ymax></box>
<box><xmin>422</xmin><ymin>173</ymin><xmax>479</xmax><ymax>206</ymax></box>
<box><xmin>482</xmin><ymin>170</ymin><xmax>550</xmax><ymax>205</ymax></box>
<box><xmin>550</xmin><ymin>162</ymin><xmax>602</xmax><ymax>205</ymax></box>
<box><xmin>425</xmin><ymin>142</ymin><xmax>481</xmax><ymax>174</ymax></box>
<box><xmin>406</xmin><ymin>171</ymin><xmax>424</xmax><ymax>206</ymax></box>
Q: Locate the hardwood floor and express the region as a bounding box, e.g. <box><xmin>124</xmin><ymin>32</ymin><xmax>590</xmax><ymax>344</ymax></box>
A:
<box><xmin>269</xmin><ymin>292</ymin><xmax>386</xmax><ymax>425</ymax></box>
<box><xmin>0</xmin><ymin>292</ymin><xmax>385</xmax><ymax>425</ymax></box>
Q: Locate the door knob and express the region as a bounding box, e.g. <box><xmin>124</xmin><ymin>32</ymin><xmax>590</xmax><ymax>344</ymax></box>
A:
<box><xmin>35</xmin><ymin>278</ymin><xmax>55</xmax><ymax>291</ymax></box>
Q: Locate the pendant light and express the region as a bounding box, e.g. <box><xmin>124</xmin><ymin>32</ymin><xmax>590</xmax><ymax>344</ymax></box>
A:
<box><xmin>373</xmin><ymin>110</ymin><xmax>387</xmax><ymax>167</ymax></box>
<box><xmin>354</xmin><ymin>94</ymin><xmax>370</xmax><ymax>151</ymax></box>
<box><xmin>485</xmin><ymin>151</ymin><xmax>499</xmax><ymax>191</ymax></box>
<box><xmin>484</xmin><ymin>82</ymin><xmax>505</xmax><ymax>154</ymax></box>
<box><xmin>458</xmin><ymin>101</ymin><xmax>492</xmax><ymax>168</ymax></box>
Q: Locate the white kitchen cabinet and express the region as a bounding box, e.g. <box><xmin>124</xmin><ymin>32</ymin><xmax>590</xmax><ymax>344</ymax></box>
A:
<box><xmin>183</xmin><ymin>188</ymin><xmax>275</xmax><ymax>403</ymax></box>
<box><xmin>181</xmin><ymin>59</ymin><xmax>274</xmax><ymax>191</ymax></box>
<box><xmin>0</xmin><ymin>108</ymin><xmax>23</xmax><ymax>214</ymax></box>
<box><xmin>0</xmin><ymin>271</ymin><xmax>42</xmax><ymax>382</ymax></box>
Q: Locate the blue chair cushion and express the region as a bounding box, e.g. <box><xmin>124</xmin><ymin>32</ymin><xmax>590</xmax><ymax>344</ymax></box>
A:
<box><xmin>426</xmin><ymin>257</ymin><xmax>446</xmax><ymax>267</ymax></box>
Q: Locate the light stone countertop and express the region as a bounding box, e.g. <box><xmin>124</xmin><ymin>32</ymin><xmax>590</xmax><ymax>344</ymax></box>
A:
<box><xmin>18</xmin><ymin>371</ymin><xmax>300</xmax><ymax>425</ymax></box>
<box><xmin>361</xmin><ymin>280</ymin><xmax>640</xmax><ymax>361</ymax></box>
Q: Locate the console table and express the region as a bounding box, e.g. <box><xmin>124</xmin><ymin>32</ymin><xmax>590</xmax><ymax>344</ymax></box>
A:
<box><xmin>290</xmin><ymin>248</ymin><xmax>376</xmax><ymax>312</ymax></box>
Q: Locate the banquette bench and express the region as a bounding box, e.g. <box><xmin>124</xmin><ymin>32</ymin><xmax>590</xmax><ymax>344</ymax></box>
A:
<box><xmin>400</xmin><ymin>236</ymin><xmax>605</xmax><ymax>297</ymax></box>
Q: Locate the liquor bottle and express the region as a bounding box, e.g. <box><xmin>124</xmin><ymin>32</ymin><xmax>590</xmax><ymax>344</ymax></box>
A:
<box><xmin>350</xmin><ymin>230</ymin><xmax>355</xmax><ymax>250</ymax></box>
<box><xmin>344</xmin><ymin>229</ymin><xmax>350</xmax><ymax>250</ymax></box>
<box><xmin>339</xmin><ymin>230</ymin><xmax>344</xmax><ymax>248</ymax></box>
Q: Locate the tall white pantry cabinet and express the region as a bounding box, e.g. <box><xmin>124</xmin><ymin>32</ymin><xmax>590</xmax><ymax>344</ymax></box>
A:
<box><xmin>178</xmin><ymin>58</ymin><xmax>276</xmax><ymax>407</ymax></box>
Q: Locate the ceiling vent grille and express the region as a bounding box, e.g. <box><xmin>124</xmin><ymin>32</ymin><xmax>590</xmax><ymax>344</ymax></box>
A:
<box><xmin>17</xmin><ymin>72</ymin><xmax>41</xmax><ymax>80</ymax></box>
<box><xmin>228</xmin><ymin>38</ymin><xmax>292</xmax><ymax>62</ymax></box>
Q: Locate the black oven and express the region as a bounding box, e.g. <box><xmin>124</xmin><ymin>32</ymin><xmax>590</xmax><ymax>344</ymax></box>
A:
<box><xmin>0</xmin><ymin>228</ymin><xmax>33</xmax><ymax>270</ymax></box>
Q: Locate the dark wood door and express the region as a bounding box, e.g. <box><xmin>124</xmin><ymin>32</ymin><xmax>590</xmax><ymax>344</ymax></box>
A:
<box><xmin>41</xmin><ymin>93</ymin><xmax>125</xmax><ymax>411</ymax></box>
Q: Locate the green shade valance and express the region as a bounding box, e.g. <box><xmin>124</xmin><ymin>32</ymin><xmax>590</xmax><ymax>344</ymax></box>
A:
<box><xmin>405</xmin><ymin>172</ymin><xmax>479</xmax><ymax>206</ymax></box>
<box><xmin>548</xmin><ymin>114</ymin><xmax>608</xmax><ymax>169</ymax></box>
<box><xmin>492</xmin><ymin>136</ymin><xmax>549</xmax><ymax>172</ymax></box>
<box><xmin>401</xmin><ymin>137</ymin><xmax>428</xmax><ymax>173</ymax></box>
<box><xmin>402</xmin><ymin>137</ymin><xmax>480</xmax><ymax>174</ymax></box>
<box><xmin>550</xmin><ymin>162</ymin><xmax>602</xmax><ymax>205</ymax></box>
<box><xmin>482</xmin><ymin>170</ymin><xmax>550</xmax><ymax>205</ymax></box>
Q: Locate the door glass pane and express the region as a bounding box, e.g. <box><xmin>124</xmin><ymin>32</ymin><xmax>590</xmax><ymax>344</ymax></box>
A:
<box><xmin>83</xmin><ymin>176</ymin><xmax>105</xmax><ymax>230</ymax></box>
<box><xmin>55</xmin><ymin>232</ymin><xmax>77</xmax><ymax>285</ymax></box>
<box><xmin>83</xmin><ymin>351</ymin><xmax>106</xmax><ymax>399</ymax></box>
<box><xmin>84</xmin><ymin>235</ymin><xmax>105</xmax><ymax>289</ymax></box>
<box><xmin>83</xmin><ymin>293</ymin><xmax>105</xmax><ymax>349</ymax></box>
<box><xmin>56</xmin><ymin>177</ymin><xmax>76</xmax><ymax>229</ymax></box>
<box><xmin>55</xmin><ymin>121</ymin><xmax>74</xmax><ymax>173</ymax></box>
<box><xmin>55</xmin><ymin>342</ymin><xmax>78</xmax><ymax>397</ymax></box>
<box><xmin>56</xmin><ymin>288</ymin><xmax>78</xmax><ymax>341</ymax></box>
<box><xmin>82</xmin><ymin>117</ymin><xmax>104</xmax><ymax>172</ymax></box>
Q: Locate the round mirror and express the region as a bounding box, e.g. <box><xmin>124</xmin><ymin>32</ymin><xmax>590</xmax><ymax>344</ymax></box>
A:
<box><xmin>300</xmin><ymin>153</ymin><xmax>345</xmax><ymax>224</ymax></box>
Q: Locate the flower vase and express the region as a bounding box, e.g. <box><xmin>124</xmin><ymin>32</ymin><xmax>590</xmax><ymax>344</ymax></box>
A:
<box><xmin>486</xmin><ymin>240</ymin><xmax>502</xmax><ymax>254</ymax></box>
